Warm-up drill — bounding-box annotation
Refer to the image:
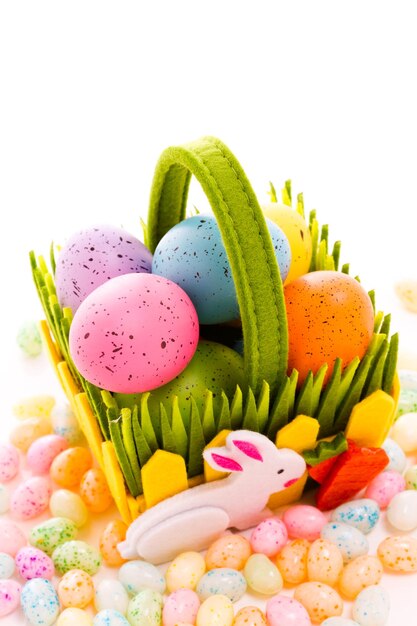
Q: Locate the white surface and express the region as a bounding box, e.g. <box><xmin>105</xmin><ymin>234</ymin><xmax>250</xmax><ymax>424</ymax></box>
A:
<box><xmin>0</xmin><ymin>1</ymin><xmax>417</xmax><ymax>623</ymax></box>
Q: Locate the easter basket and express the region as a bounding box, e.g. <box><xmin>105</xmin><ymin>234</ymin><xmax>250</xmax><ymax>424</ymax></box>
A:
<box><xmin>31</xmin><ymin>136</ymin><xmax>399</xmax><ymax>525</ymax></box>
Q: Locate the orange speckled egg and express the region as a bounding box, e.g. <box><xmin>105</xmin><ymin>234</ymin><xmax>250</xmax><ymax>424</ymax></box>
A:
<box><xmin>284</xmin><ymin>270</ymin><xmax>374</xmax><ymax>385</ymax></box>
<box><xmin>205</xmin><ymin>534</ymin><xmax>251</xmax><ymax>570</ymax></box>
<box><xmin>99</xmin><ymin>519</ymin><xmax>128</xmax><ymax>566</ymax></box>
<box><xmin>233</xmin><ymin>606</ymin><xmax>267</xmax><ymax>626</ymax></box>
<box><xmin>50</xmin><ymin>447</ymin><xmax>93</xmax><ymax>488</ymax></box>
<box><xmin>79</xmin><ymin>468</ymin><xmax>113</xmax><ymax>513</ymax></box>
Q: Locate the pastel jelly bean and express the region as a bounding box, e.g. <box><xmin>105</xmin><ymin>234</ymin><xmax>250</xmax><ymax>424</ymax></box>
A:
<box><xmin>30</xmin><ymin>516</ymin><xmax>78</xmax><ymax>555</ymax></box>
<box><xmin>206</xmin><ymin>534</ymin><xmax>251</xmax><ymax>571</ymax></box>
<box><xmin>57</xmin><ymin>607</ymin><xmax>93</xmax><ymax>626</ymax></box>
<box><xmin>49</xmin><ymin>489</ymin><xmax>89</xmax><ymax>527</ymax></box>
<box><xmin>250</xmin><ymin>517</ymin><xmax>288</xmax><ymax>556</ymax></box>
<box><xmin>352</xmin><ymin>585</ymin><xmax>390</xmax><ymax>626</ymax></box>
<box><xmin>390</xmin><ymin>411</ymin><xmax>417</xmax><ymax>452</ymax></box>
<box><xmin>166</xmin><ymin>551</ymin><xmax>206</xmax><ymax>592</ymax></box>
<box><xmin>127</xmin><ymin>589</ymin><xmax>163</xmax><ymax>626</ymax></box>
<box><xmin>52</xmin><ymin>540</ymin><xmax>102</xmax><ymax>575</ymax></box>
<box><xmin>0</xmin><ymin>552</ymin><xmax>15</xmax><ymax>578</ymax></box>
<box><xmin>11</xmin><ymin>475</ymin><xmax>51</xmax><ymax>519</ymax></box>
<box><xmin>17</xmin><ymin>320</ymin><xmax>42</xmax><ymax>356</ymax></box>
<box><xmin>0</xmin><ymin>520</ymin><xmax>26</xmax><ymax>556</ymax></box>
<box><xmin>196</xmin><ymin>568</ymin><xmax>246</xmax><ymax>602</ymax></box>
<box><xmin>50</xmin><ymin>446</ymin><xmax>93</xmax><ymax>488</ymax></box>
<box><xmin>321</xmin><ymin>522</ymin><xmax>368</xmax><ymax>562</ymax></box>
<box><xmin>15</xmin><ymin>546</ymin><xmax>55</xmax><ymax>580</ymax></box>
<box><xmin>95</xmin><ymin>579</ymin><xmax>129</xmax><ymax>615</ymax></box>
<box><xmin>339</xmin><ymin>555</ymin><xmax>383</xmax><ymax>599</ymax></box>
<box><xmin>51</xmin><ymin>402</ymin><xmax>83</xmax><ymax>445</ymax></box>
<box><xmin>26</xmin><ymin>434</ymin><xmax>69</xmax><ymax>474</ymax></box>
<box><xmin>382</xmin><ymin>438</ymin><xmax>406</xmax><ymax>473</ymax></box>
<box><xmin>266</xmin><ymin>594</ymin><xmax>312</xmax><ymax>626</ymax></box>
<box><xmin>100</xmin><ymin>519</ymin><xmax>127</xmax><ymax>566</ymax></box>
<box><xmin>386</xmin><ymin>489</ymin><xmax>417</xmax><ymax>530</ymax></box>
<box><xmin>10</xmin><ymin>416</ymin><xmax>52</xmax><ymax>452</ymax></box>
<box><xmin>0</xmin><ymin>579</ymin><xmax>21</xmax><ymax>617</ymax></box>
<box><xmin>283</xmin><ymin>505</ymin><xmax>327</xmax><ymax>541</ymax></box>
<box><xmin>21</xmin><ymin>577</ymin><xmax>60</xmax><ymax>626</ymax></box>
<box><xmin>405</xmin><ymin>464</ymin><xmax>417</xmax><ymax>489</ymax></box>
<box><xmin>196</xmin><ymin>594</ymin><xmax>234</xmax><ymax>626</ymax></box>
<box><xmin>233</xmin><ymin>606</ymin><xmax>267</xmax><ymax>626</ymax></box>
<box><xmin>0</xmin><ymin>484</ymin><xmax>9</xmax><ymax>513</ymax></box>
<box><xmin>163</xmin><ymin>589</ymin><xmax>200</xmax><ymax>626</ymax></box>
<box><xmin>331</xmin><ymin>499</ymin><xmax>380</xmax><ymax>534</ymax></box>
<box><xmin>321</xmin><ymin>620</ymin><xmax>360</xmax><ymax>625</ymax></box>
<box><xmin>79</xmin><ymin>467</ymin><xmax>113</xmax><ymax>513</ymax></box>
<box><xmin>307</xmin><ymin>538</ymin><xmax>343</xmax><ymax>586</ymax></box>
<box><xmin>119</xmin><ymin>560</ymin><xmax>166</xmax><ymax>596</ymax></box>
<box><xmin>397</xmin><ymin>389</ymin><xmax>417</xmax><ymax>416</ymax></box>
<box><xmin>0</xmin><ymin>443</ymin><xmax>20</xmax><ymax>481</ymax></box>
<box><xmin>364</xmin><ymin>470</ymin><xmax>406</xmax><ymax>508</ymax></box>
<box><xmin>275</xmin><ymin>538</ymin><xmax>309</xmax><ymax>584</ymax></box>
<box><xmin>12</xmin><ymin>394</ymin><xmax>55</xmax><ymax>419</ymax></box>
<box><xmin>294</xmin><ymin>582</ymin><xmax>343</xmax><ymax>624</ymax></box>
<box><xmin>94</xmin><ymin>609</ymin><xmax>130</xmax><ymax>626</ymax></box>
<box><xmin>243</xmin><ymin>553</ymin><xmax>283</xmax><ymax>595</ymax></box>
<box><xmin>58</xmin><ymin>568</ymin><xmax>95</xmax><ymax>608</ymax></box>
<box><xmin>377</xmin><ymin>534</ymin><xmax>417</xmax><ymax>572</ymax></box>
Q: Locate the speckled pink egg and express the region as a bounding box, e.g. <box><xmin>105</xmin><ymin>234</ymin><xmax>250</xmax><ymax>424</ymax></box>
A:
<box><xmin>55</xmin><ymin>224</ymin><xmax>153</xmax><ymax>313</ymax></box>
<box><xmin>11</xmin><ymin>476</ymin><xmax>52</xmax><ymax>520</ymax></box>
<box><xmin>266</xmin><ymin>594</ymin><xmax>312</xmax><ymax>626</ymax></box>
<box><xmin>0</xmin><ymin>521</ymin><xmax>26</xmax><ymax>556</ymax></box>
<box><xmin>0</xmin><ymin>579</ymin><xmax>21</xmax><ymax>617</ymax></box>
<box><xmin>250</xmin><ymin>517</ymin><xmax>288</xmax><ymax>556</ymax></box>
<box><xmin>26</xmin><ymin>434</ymin><xmax>69</xmax><ymax>474</ymax></box>
<box><xmin>69</xmin><ymin>273</ymin><xmax>199</xmax><ymax>393</ymax></box>
<box><xmin>15</xmin><ymin>546</ymin><xmax>55</xmax><ymax>580</ymax></box>
<box><xmin>163</xmin><ymin>588</ymin><xmax>200</xmax><ymax>626</ymax></box>
<box><xmin>364</xmin><ymin>470</ymin><xmax>406</xmax><ymax>508</ymax></box>
<box><xmin>0</xmin><ymin>443</ymin><xmax>19</xmax><ymax>482</ymax></box>
<box><xmin>283</xmin><ymin>505</ymin><xmax>328</xmax><ymax>541</ymax></box>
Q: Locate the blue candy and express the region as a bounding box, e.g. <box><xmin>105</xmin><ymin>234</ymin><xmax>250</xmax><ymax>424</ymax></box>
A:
<box><xmin>21</xmin><ymin>578</ymin><xmax>59</xmax><ymax>626</ymax></box>
<box><xmin>331</xmin><ymin>498</ymin><xmax>380</xmax><ymax>534</ymax></box>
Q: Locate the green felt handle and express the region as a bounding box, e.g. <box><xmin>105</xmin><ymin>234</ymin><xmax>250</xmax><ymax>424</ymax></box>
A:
<box><xmin>147</xmin><ymin>136</ymin><xmax>288</xmax><ymax>396</ymax></box>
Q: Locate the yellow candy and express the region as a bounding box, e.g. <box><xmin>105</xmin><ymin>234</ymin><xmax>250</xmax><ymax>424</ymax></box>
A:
<box><xmin>275</xmin><ymin>539</ymin><xmax>309</xmax><ymax>584</ymax></box>
<box><xmin>58</xmin><ymin>569</ymin><xmax>94</xmax><ymax>608</ymax></box>
<box><xmin>243</xmin><ymin>554</ymin><xmax>283</xmax><ymax>595</ymax></box>
<box><xmin>166</xmin><ymin>551</ymin><xmax>206</xmax><ymax>592</ymax></box>
<box><xmin>50</xmin><ymin>447</ymin><xmax>93</xmax><ymax>488</ymax></box>
<box><xmin>56</xmin><ymin>607</ymin><xmax>93</xmax><ymax>626</ymax></box>
<box><xmin>99</xmin><ymin>519</ymin><xmax>128</xmax><ymax>567</ymax></box>
<box><xmin>294</xmin><ymin>582</ymin><xmax>343</xmax><ymax>624</ymax></box>
<box><xmin>339</xmin><ymin>555</ymin><xmax>383</xmax><ymax>599</ymax></box>
<box><xmin>79</xmin><ymin>467</ymin><xmax>113</xmax><ymax>513</ymax></box>
<box><xmin>377</xmin><ymin>534</ymin><xmax>417</xmax><ymax>572</ymax></box>
<box><xmin>49</xmin><ymin>489</ymin><xmax>89</xmax><ymax>527</ymax></box>
<box><xmin>205</xmin><ymin>534</ymin><xmax>251</xmax><ymax>571</ymax></box>
<box><xmin>196</xmin><ymin>595</ymin><xmax>234</xmax><ymax>626</ymax></box>
<box><xmin>233</xmin><ymin>606</ymin><xmax>266</xmax><ymax>626</ymax></box>
<box><xmin>307</xmin><ymin>538</ymin><xmax>343</xmax><ymax>586</ymax></box>
<box><xmin>10</xmin><ymin>416</ymin><xmax>52</xmax><ymax>452</ymax></box>
<box><xmin>12</xmin><ymin>394</ymin><xmax>55</xmax><ymax>420</ymax></box>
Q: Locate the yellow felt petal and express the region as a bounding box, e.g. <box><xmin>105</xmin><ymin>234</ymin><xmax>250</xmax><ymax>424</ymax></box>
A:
<box><xmin>275</xmin><ymin>415</ymin><xmax>320</xmax><ymax>453</ymax></box>
<box><xmin>142</xmin><ymin>450</ymin><xmax>188</xmax><ymax>509</ymax></box>
<box><xmin>268</xmin><ymin>470</ymin><xmax>309</xmax><ymax>509</ymax></box>
<box><xmin>101</xmin><ymin>441</ymin><xmax>132</xmax><ymax>525</ymax></box>
<box><xmin>204</xmin><ymin>429</ymin><xmax>231</xmax><ymax>482</ymax></box>
<box><xmin>344</xmin><ymin>389</ymin><xmax>396</xmax><ymax>447</ymax></box>
<box><xmin>73</xmin><ymin>392</ymin><xmax>104</xmax><ymax>467</ymax></box>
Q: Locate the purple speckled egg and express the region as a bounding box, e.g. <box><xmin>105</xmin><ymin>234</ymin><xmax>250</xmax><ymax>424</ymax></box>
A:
<box><xmin>11</xmin><ymin>476</ymin><xmax>52</xmax><ymax>520</ymax></box>
<box><xmin>26</xmin><ymin>434</ymin><xmax>69</xmax><ymax>474</ymax></box>
<box><xmin>15</xmin><ymin>546</ymin><xmax>55</xmax><ymax>580</ymax></box>
<box><xmin>250</xmin><ymin>517</ymin><xmax>288</xmax><ymax>556</ymax></box>
<box><xmin>0</xmin><ymin>443</ymin><xmax>19</xmax><ymax>482</ymax></box>
<box><xmin>55</xmin><ymin>225</ymin><xmax>153</xmax><ymax>313</ymax></box>
<box><xmin>69</xmin><ymin>273</ymin><xmax>199</xmax><ymax>393</ymax></box>
<box><xmin>0</xmin><ymin>579</ymin><xmax>21</xmax><ymax>617</ymax></box>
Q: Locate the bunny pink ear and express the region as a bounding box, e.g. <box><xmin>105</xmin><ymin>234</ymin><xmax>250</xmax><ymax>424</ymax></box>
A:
<box><xmin>232</xmin><ymin>439</ymin><xmax>263</xmax><ymax>461</ymax></box>
<box><xmin>203</xmin><ymin>448</ymin><xmax>243</xmax><ymax>472</ymax></box>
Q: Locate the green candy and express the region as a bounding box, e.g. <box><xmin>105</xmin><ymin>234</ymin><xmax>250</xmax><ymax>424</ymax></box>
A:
<box><xmin>30</xmin><ymin>517</ymin><xmax>78</xmax><ymax>556</ymax></box>
<box><xmin>127</xmin><ymin>589</ymin><xmax>163</xmax><ymax>626</ymax></box>
<box><xmin>16</xmin><ymin>320</ymin><xmax>42</xmax><ymax>356</ymax></box>
<box><xmin>397</xmin><ymin>389</ymin><xmax>417</xmax><ymax>417</ymax></box>
<box><xmin>52</xmin><ymin>540</ymin><xmax>101</xmax><ymax>575</ymax></box>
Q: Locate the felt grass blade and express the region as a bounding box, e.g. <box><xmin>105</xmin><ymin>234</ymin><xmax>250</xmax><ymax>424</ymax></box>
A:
<box><xmin>297</xmin><ymin>192</ymin><xmax>304</xmax><ymax>217</ymax></box>
<box><xmin>335</xmin><ymin>356</ymin><xmax>360</xmax><ymax>409</ymax></box>
<box><xmin>294</xmin><ymin>371</ymin><xmax>314</xmax><ymax>417</ymax></box>
<box><xmin>141</xmin><ymin>393</ymin><xmax>161</xmax><ymax>444</ymax></box>
<box><xmin>269</xmin><ymin>181</ymin><xmax>278</xmax><ymax>203</ymax></box>
<box><xmin>171</xmin><ymin>397</ymin><xmax>188</xmax><ymax>459</ymax></box>
<box><xmin>131</xmin><ymin>406</ymin><xmax>153</xmax><ymax>467</ymax></box>
<box><xmin>333</xmin><ymin>355</ymin><xmax>373</xmax><ymax>432</ymax></box>
<box><xmin>287</xmin><ymin>369</ymin><xmax>299</xmax><ymax>419</ymax></box>
<box><xmin>383</xmin><ymin>333</ymin><xmax>399</xmax><ymax>394</ymax></box>
<box><xmin>316</xmin><ymin>358</ymin><xmax>342</xmax><ymax>437</ymax></box>
<box><xmin>101</xmin><ymin>390</ymin><xmax>119</xmax><ymax>410</ymax></box>
<box><xmin>216</xmin><ymin>392</ymin><xmax>232</xmax><ymax>432</ymax></box>
<box><xmin>160</xmin><ymin>404</ymin><xmax>178</xmax><ymax>454</ymax></box>
<box><xmin>309</xmin><ymin>216</ymin><xmax>319</xmax><ymax>271</ymax></box>
<box><xmin>230</xmin><ymin>386</ymin><xmax>243</xmax><ymax>430</ymax></box>
<box><xmin>373</xmin><ymin>310</ymin><xmax>385</xmax><ymax>333</ymax></box>
<box><xmin>242</xmin><ymin>387</ymin><xmax>259</xmax><ymax>432</ymax></box>
<box><xmin>303</xmin><ymin>432</ymin><xmax>348</xmax><ymax>466</ymax></box>
<box><xmin>109</xmin><ymin>411</ymin><xmax>140</xmax><ymax>497</ymax></box>
<box><xmin>187</xmin><ymin>398</ymin><xmax>205</xmax><ymax>477</ymax></box>
<box><xmin>341</xmin><ymin>263</ymin><xmax>350</xmax><ymax>274</ymax></box>
<box><xmin>267</xmin><ymin>377</ymin><xmax>291</xmax><ymax>440</ymax></box>
<box><xmin>202</xmin><ymin>391</ymin><xmax>216</xmax><ymax>442</ymax></box>
<box><xmin>282</xmin><ymin>180</ymin><xmax>292</xmax><ymax>206</ymax></box>
<box><xmin>311</xmin><ymin>364</ymin><xmax>328</xmax><ymax>417</ymax></box>
<box><xmin>380</xmin><ymin>313</ymin><xmax>391</xmax><ymax>336</ymax></box>
<box><xmin>256</xmin><ymin>380</ymin><xmax>270</xmax><ymax>433</ymax></box>
<box><xmin>121</xmin><ymin>408</ymin><xmax>142</xmax><ymax>494</ymax></box>
<box><xmin>363</xmin><ymin>338</ymin><xmax>389</xmax><ymax>397</ymax></box>
<box><xmin>332</xmin><ymin>241</ymin><xmax>341</xmax><ymax>270</ymax></box>
<box><xmin>140</xmin><ymin>396</ymin><xmax>159</xmax><ymax>453</ymax></box>
<box><xmin>368</xmin><ymin>289</ymin><xmax>376</xmax><ymax>311</ymax></box>
<box><xmin>83</xmin><ymin>382</ymin><xmax>110</xmax><ymax>440</ymax></box>
<box><xmin>49</xmin><ymin>242</ymin><xmax>56</xmax><ymax>275</ymax></box>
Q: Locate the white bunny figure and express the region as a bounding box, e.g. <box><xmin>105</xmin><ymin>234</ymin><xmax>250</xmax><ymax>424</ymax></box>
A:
<box><xmin>118</xmin><ymin>430</ymin><xmax>306</xmax><ymax>564</ymax></box>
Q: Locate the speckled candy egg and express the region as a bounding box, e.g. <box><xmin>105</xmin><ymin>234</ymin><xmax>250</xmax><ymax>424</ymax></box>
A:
<box><xmin>166</xmin><ymin>551</ymin><xmax>206</xmax><ymax>592</ymax></box>
<box><xmin>52</xmin><ymin>540</ymin><xmax>101</xmax><ymax>575</ymax></box>
<box><xmin>49</xmin><ymin>489</ymin><xmax>89</xmax><ymax>527</ymax></box>
<box><xmin>196</xmin><ymin>568</ymin><xmax>246</xmax><ymax>602</ymax></box>
<box><xmin>118</xmin><ymin>560</ymin><xmax>166</xmax><ymax>596</ymax></box>
<box><xmin>250</xmin><ymin>517</ymin><xmax>288</xmax><ymax>556</ymax></box>
<box><xmin>284</xmin><ymin>271</ymin><xmax>374</xmax><ymax>385</ymax></box>
<box><xmin>0</xmin><ymin>579</ymin><xmax>21</xmax><ymax>618</ymax></box>
<box><xmin>30</xmin><ymin>517</ymin><xmax>78</xmax><ymax>556</ymax></box>
<box><xmin>339</xmin><ymin>555</ymin><xmax>383</xmax><ymax>599</ymax></box>
<box><xmin>15</xmin><ymin>546</ymin><xmax>55</xmax><ymax>580</ymax></box>
<box><xmin>205</xmin><ymin>534</ymin><xmax>251</xmax><ymax>570</ymax></box>
<box><xmin>11</xmin><ymin>475</ymin><xmax>51</xmax><ymax>520</ymax></box>
<box><xmin>233</xmin><ymin>606</ymin><xmax>267</xmax><ymax>626</ymax></box>
<box><xmin>95</xmin><ymin>579</ymin><xmax>129</xmax><ymax>615</ymax></box>
<box><xmin>0</xmin><ymin>484</ymin><xmax>9</xmax><ymax>514</ymax></box>
<box><xmin>57</xmin><ymin>607</ymin><xmax>93</xmax><ymax>626</ymax></box>
<box><xmin>331</xmin><ymin>499</ymin><xmax>380</xmax><ymax>534</ymax></box>
<box><xmin>27</xmin><ymin>434</ymin><xmax>69</xmax><ymax>474</ymax></box>
<box><xmin>382</xmin><ymin>438</ymin><xmax>407</xmax><ymax>473</ymax></box>
<box><xmin>377</xmin><ymin>534</ymin><xmax>417</xmax><ymax>572</ymax></box>
<box><xmin>0</xmin><ymin>443</ymin><xmax>19</xmax><ymax>482</ymax></box>
<box><xmin>364</xmin><ymin>470</ymin><xmax>406</xmax><ymax>508</ymax></box>
<box><xmin>0</xmin><ymin>520</ymin><xmax>26</xmax><ymax>556</ymax></box>
<box><xmin>0</xmin><ymin>552</ymin><xmax>15</xmax><ymax>578</ymax></box>
<box><xmin>163</xmin><ymin>589</ymin><xmax>200</xmax><ymax>626</ymax></box>
<box><xmin>321</xmin><ymin>522</ymin><xmax>368</xmax><ymax>562</ymax></box>
<box><xmin>294</xmin><ymin>582</ymin><xmax>343</xmax><ymax>623</ymax></box>
<box><xmin>196</xmin><ymin>594</ymin><xmax>234</xmax><ymax>626</ymax></box>
<box><xmin>9</xmin><ymin>416</ymin><xmax>52</xmax><ymax>452</ymax></box>
<box><xmin>390</xmin><ymin>411</ymin><xmax>417</xmax><ymax>452</ymax></box>
<box><xmin>243</xmin><ymin>553</ymin><xmax>283</xmax><ymax>595</ymax></box>
<box><xmin>152</xmin><ymin>214</ymin><xmax>291</xmax><ymax>324</ymax></box>
<box><xmin>94</xmin><ymin>609</ymin><xmax>130</xmax><ymax>626</ymax></box>
<box><xmin>100</xmin><ymin>519</ymin><xmax>127</xmax><ymax>566</ymax></box>
<box><xmin>127</xmin><ymin>589</ymin><xmax>163</xmax><ymax>626</ymax></box>
<box><xmin>21</xmin><ymin>578</ymin><xmax>60</xmax><ymax>626</ymax></box>
<box><xmin>55</xmin><ymin>224</ymin><xmax>153</xmax><ymax>313</ymax></box>
<box><xmin>283</xmin><ymin>505</ymin><xmax>327</xmax><ymax>541</ymax></box>
<box><xmin>58</xmin><ymin>569</ymin><xmax>95</xmax><ymax>608</ymax></box>
<box><xmin>405</xmin><ymin>464</ymin><xmax>417</xmax><ymax>489</ymax></box>
<box><xmin>16</xmin><ymin>320</ymin><xmax>42</xmax><ymax>356</ymax></box>
<box><xmin>51</xmin><ymin>402</ymin><xmax>83</xmax><ymax>445</ymax></box>
<box><xmin>69</xmin><ymin>273</ymin><xmax>199</xmax><ymax>393</ymax></box>
<box><xmin>307</xmin><ymin>539</ymin><xmax>343</xmax><ymax>586</ymax></box>
<box><xmin>275</xmin><ymin>538</ymin><xmax>310</xmax><ymax>584</ymax></box>
<box><xmin>352</xmin><ymin>585</ymin><xmax>390</xmax><ymax>626</ymax></box>
<box><xmin>79</xmin><ymin>467</ymin><xmax>113</xmax><ymax>512</ymax></box>
<box><xmin>266</xmin><ymin>594</ymin><xmax>312</xmax><ymax>626</ymax></box>
<box><xmin>50</xmin><ymin>446</ymin><xmax>93</xmax><ymax>488</ymax></box>
<box><xmin>12</xmin><ymin>394</ymin><xmax>55</xmax><ymax>419</ymax></box>
<box><xmin>321</xmin><ymin>620</ymin><xmax>360</xmax><ymax>626</ymax></box>
<box><xmin>386</xmin><ymin>489</ymin><xmax>417</xmax><ymax>530</ymax></box>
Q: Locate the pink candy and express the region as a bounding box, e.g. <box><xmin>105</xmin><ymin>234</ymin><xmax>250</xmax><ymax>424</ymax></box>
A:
<box><xmin>365</xmin><ymin>470</ymin><xmax>406</xmax><ymax>508</ymax></box>
<box><xmin>163</xmin><ymin>588</ymin><xmax>200</xmax><ymax>626</ymax></box>
<box><xmin>11</xmin><ymin>475</ymin><xmax>52</xmax><ymax>520</ymax></box>
<box><xmin>250</xmin><ymin>517</ymin><xmax>288</xmax><ymax>556</ymax></box>
<box><xmin>0</xmin><ymin>520</ymin><xmax>26</xmax><ymax>557</ymax></box>
<box><xmin>26</xmin><ymin>434</ymin><xmax>69</xmax><ymax>474</ymax></box>
<box><xmin>0</xmin><ymin>579</ymin><xmax>21</xmax><ymax>617</ymax></box>
<box><xmin>15</xmin><ymin>546</ymin><xmax>55</xmax><ymax>580</ymax></box>
<box><xmin>283</xmin><ymin>505</ymin><xmax>328</xmax><ymax>541</ymax></box>
<box><xmin>266</xmin><ymin>593</ymin><xmax>312</xmax><ymax>626</ymax></box>
<box><xmin>0</xmin><ymin>443</ymin><xmax>20</xmax><ymax>482</ymax></box>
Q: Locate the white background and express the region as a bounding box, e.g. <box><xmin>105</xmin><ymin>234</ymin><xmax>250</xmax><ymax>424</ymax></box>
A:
<box><xmin>0</xmin><ymin>2</ymin><xmax>417</xmax><ymax>624</ymax></box>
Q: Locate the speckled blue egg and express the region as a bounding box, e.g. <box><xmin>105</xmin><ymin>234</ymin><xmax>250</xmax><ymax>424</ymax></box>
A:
<box><xmin>382</xmin><ymin>438</ymin><xmax>407</xmax><ymax>473</ymax></box>
<box><xmin>321</xmin><ymin>522</ymin><xmax>369</xmax><ymax>562</ymax></box>
<box><xmin>196</xmin><ymin>568</ymin><xmax>247</xmax><ymax>602</ymax></box>
<box><xmin>21</xmin><ymin>577</ymin><xmax>60</xmax><ymax>626</ymax></box>
<box><xmin>330</xmin><ymin>499</ymin><xmax>380</xmax><ymax>535</ymax></box>
<box><xmin>152</xmin><ymin>215</ymin><xmax>291</xmax><ymax>324</ymax></box>
<box><xmin>55</xmin><ymin>225</ymin><xmax>153</xmax><ymax>313</ymax></box>
<box><xmin>93</xmin><ymin>609</ymin><xmax>131</xmax><ymax>626</ymax></box>
<box><xmin>352</xmin><ymin>585</ymin><xmax>390</xmax><ymax>626</ymax></box>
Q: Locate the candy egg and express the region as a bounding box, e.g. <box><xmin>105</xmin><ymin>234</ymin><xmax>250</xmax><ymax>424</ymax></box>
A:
<box><xmin>381</xmin><ymin>438</ymin><xmax>407</xmax><ymax>473</ymax></box>
<box><xmin>162</xmin><ymin>588</ymin><xmax>200</xmax><ymax>626</ymax></box>
<box><xmin>233</xmin><ymin>606</ymin><xmax>267</xmax><ymax>626</ymax></box>
<box><xmin>0</xmin><ymin>552</ymin><xmax>15</xmax><ymax>578</ymax></box>
<box><xmin>9</xmin><ymin>416</ymin><xmax>52</xmax><ymax>452</ymax></box>
<box><xmin>294</xmin><ymin>582</ymin><xmax>343</xmax><ymax>623</ymax></box>
<box><xmin>250</xmin><ymin>517</ymin><xmax>288</xmax><ymax>556</ymax></box>
<box><xmin>398</xmin><ymin>389</ymin><xmax>417</xmax><ymax>416</ymax></box>
<box><xmin>283</xmin><ymin>505</ymin><xmax>327</xmax><ymax>541</ymax></box>
<box><xmin>49</xmin><ymin>488</ymin><xmax>89</xmax><ymax>527</ymax></box>
<box><xmin>11</xmin><ymin>475</ymin><xmax>51</xmax><ymax>519</ymax></box>
<box><xmin>0</xmin><ymin>443</ymin><xmax>19</xmax><ymax>482</ymax></box>
<box><xmin>58</xmin><ymin>569</ymin><xmax>95</xmax><ymax>608</ymax></box>
<box><xmin>26</xmin><ymin>434</ymin><xmax>69</xmax><ymax>474</ymax></box>
<box><xmin>331</xmin><ymin>499</ymin><xmax>380</xmax><ymax>534</ymax></box>
<box><xmin>118</xmin><ymin>560</ymin><xmax>166</xmax><ymax>596</ymax></box>
<box><xmin>29</xmin><ymin>516</ymin><xmax>78</xmax><ymax>556</ymax></box>
<box><xmin>0</xmin><ymin>579</ymin><xmax>21</xmax><ymax>618</ymax></box>
<box><xmin>377</xmin><ymin>534</ymin><xmax>417</xmax><ymax>572</ymax></box>
<box><xmin>79</xmin><ymin>467</ymin><xmax>113</xmax><ymax>512</ymax></box>
<box><xmin>390</xmin><ymin>411</ymin><xmax>417</xmax><ymax>451</ymax></box>
<box><xmin>339</xmin><ymin>555</ymin><xmax>383</xmax><ymax>599</ymax></box>
<box><xmin>196</xmin><ymin>594</ymin><xmax>234</xmax><ymax>626</ymax></box>
<box><xmin>405</xmin><ymin>465</ymin><xmax>417</xmax><ymax>489</ymax></box>
<box><xmin>50</xmin><ymin>446</ymin><xmax>93</xmax><ymax>488</ymax></box>
<box><xmin>321</xmin><ymin>619</ymin><xmax>360</xmax><ymax>625</ymax></box>
<box><xmin>95</xmin><ymin>579</ymin><xmax>129</xmax><ymax>615</ymax></box>
<box><xmin>100</xmin><ymin>519</ymin><xmax>127</xmax><ymax>566</ymax></box>
<box><xmin>352</xmin><ymin>585</ymin><xmax>390</xmax><ymax>626</ymax></box>
<box><xmin>21</xmin><ymin>578</ymin><xmax>60</xmax><ymax>626</ymax></box>
<box><xmin>15</xmin><ymin>546</ymin><xmax>55</xmax><ymax>580</ymax></box>
<box><xmin>51</xmin><ymin>402</ymin><xmax>83</xmax><ymax>445</ymax></box>
<box><xmin>57</xmin><ymin>607</ymin><xmax>93</xmax><ymax>626</ymax></box>
<box><xmin>205</xmin><ymin>534</ymin><xmax>251</xmax><ymax>570</ymax></box>
<box><xmin>321</xmin><ymin>522</ymin><xmax>369</xmax><ymax>562</ymax></box>
<box><xmin>16</xmin><ymin>320</ymin><xmax>42</xmax><ymax>356</ymax></box>
<box><xmin>69</xmin><ymin>272</ymin><xmax>199</xmax><ymax>393</ymax></box>
<box><xmin>0</xmin><ymin>520</ymin><xmax>26</xmax><ymax>556</ymax></box>
<box><xmin>243</xmin><ymin>553</ymin><xmax>283</xmax><ymax>595</ymax></box>
<box><xmin>52</xmin><ymin>540</ymin><xmax>102</xmax><ymax>575</ymax></box>
<box><xmin>196</xmin><ymin>568</ymin><xmax>246</xmax><ymax>602</ymax></box>
<box><xmin>284</xmin><ymin>271</ymin><xmax>374</xmax><ymax>385</ymax></box>
<box><xmin>166</xmin><ymin>551</ymin><xmax>206</xmax><ymax>592</ymax></box>
<box><xmin>266</xmin><ymin>594</ymin><xmax>312</xmax><ymax>626</ymax></box>
<box><xmin>0</xmin><ymin>484</ymin><xmax>9</xmax><ymax>514</ymax></box>
<box><xmin>275</xmin><ymin>538</ymin><xmax>309</xmax><ymax>584</ymax></box>
<box><xmin>307</xmin><ymin>538</ymin><xmax>343</xmax><ymax>586</ymax></box>
<box><xmin>94</xmin><ymin>609</ymin><xmax>130</xmax><ymax>626</ymax></box>
<box><xmin>127</xmin><ymin>589</ymin><xmax>163</xmax><ymax>626</ymax></box>
<box><xmin>386</xmin><ymin>489</ymin><xmax>417</xmax><ymax>530</ymax></box>
<box><xmin>12</xmin><ymin>394</ymin><xmax>55</xmax><ymax>419</ymax></box>
<box><xmin>364</xmin><ymin>470</ymin><xmax>406</xmax><ymax>508</ymax></box>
